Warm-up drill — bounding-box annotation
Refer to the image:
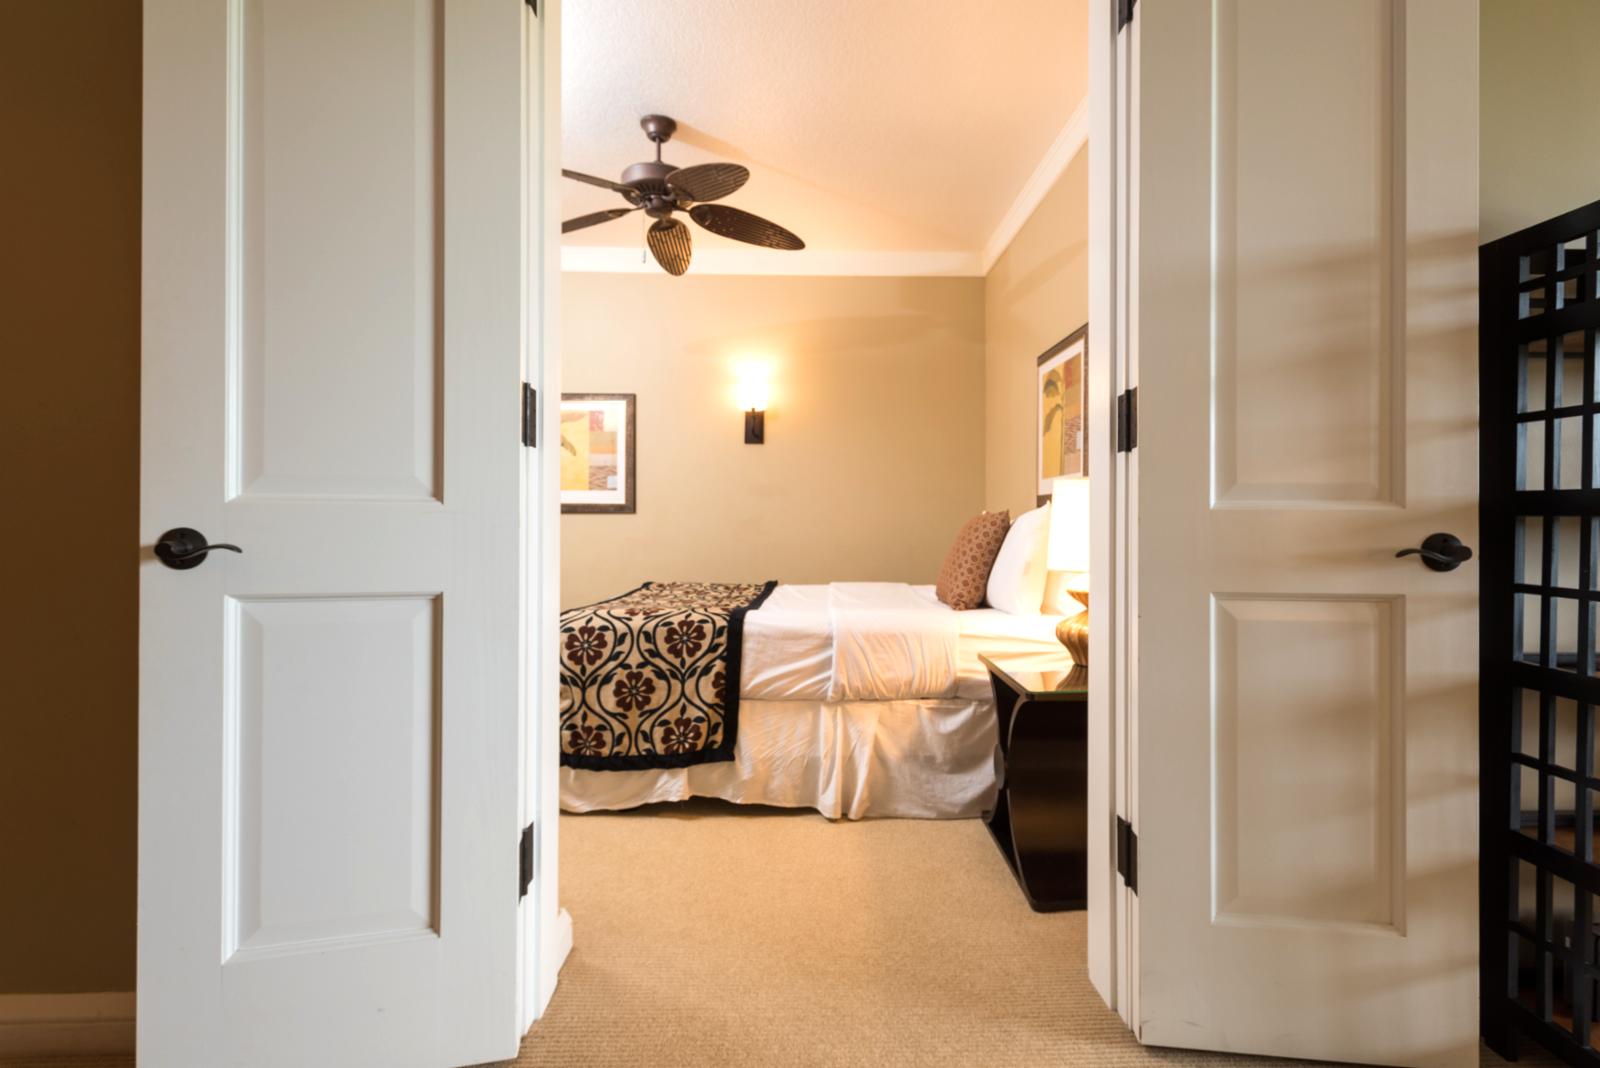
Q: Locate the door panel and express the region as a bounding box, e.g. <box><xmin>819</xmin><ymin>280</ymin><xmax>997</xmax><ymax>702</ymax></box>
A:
<box><xmin>1212</xmin><ymin>0</ymin><xmax>1398</xmax><ymax>506</ymax></box>
<box><xmin>1131</xmin><ymin>1</ymin><xmax>1479</xmax><ymax>1064</ymax></box>
<box><xmin>1211</xmin><ymin>595</ymin><xmax>1400</xmax><ymax>931</ymax></box>
<box><xmin>228</xmin><ymin>595</ymin><xmax>440</xmax><ymax>959</ymax></box>
<box><xmin>139</xmin><ymin>1</ymin><xmax>529</xmax><ymax>1064</ymax></box>
<box><xmin>234</xmin><ymin>0</ymin><xmax>443</xmax><ymax>501</ymax></box>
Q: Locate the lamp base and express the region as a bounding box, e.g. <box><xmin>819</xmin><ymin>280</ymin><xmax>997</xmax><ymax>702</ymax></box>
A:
<box><xmin>1056</xmin><ymin>588</ymin><xmax>1090</xmax><ymax>667</ymax></box>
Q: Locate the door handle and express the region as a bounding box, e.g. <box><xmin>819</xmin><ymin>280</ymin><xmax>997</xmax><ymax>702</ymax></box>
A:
<box><xmin>1395</xmin><ymin>532</ymin><xmax>1473</xmax><ymax>572</ymax></box>
<box><xmin>154</xmin><ymin>527</ymin><xmax>243</xmax><ymax>570</ymax></box>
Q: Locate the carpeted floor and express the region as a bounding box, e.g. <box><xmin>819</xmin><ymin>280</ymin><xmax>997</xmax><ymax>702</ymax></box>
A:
<box><xmin>497</xmin><ymin>802</ymin><xmax>1562</xmax><ymax>1068</ymax></box>
<box><xmin>2</xmin><ymin>805</ymin><xmax>1563</xmax><ymax>1068</ymax></box>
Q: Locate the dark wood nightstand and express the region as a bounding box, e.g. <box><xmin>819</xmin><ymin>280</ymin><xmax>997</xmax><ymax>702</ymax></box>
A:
<box><xmin>979</xmin><ymin>654</ymin><xmax>1089</xmax><ymax>912</ymax></box>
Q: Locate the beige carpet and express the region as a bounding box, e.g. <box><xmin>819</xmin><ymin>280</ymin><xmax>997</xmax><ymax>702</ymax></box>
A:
<box><xmin>1</xmin><ymin>806</ymin><xmax>1561</xmax><ymax>1068</ymax></box>
<box><xmin>499</xmin><ymin>802</ymin><xmax>1561</xmax><ymax>1068</ymax></box>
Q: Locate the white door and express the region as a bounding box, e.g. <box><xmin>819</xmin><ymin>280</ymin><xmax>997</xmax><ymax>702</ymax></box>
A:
<box><xmin>139</xmin><ymin>2</ymin><xmax>533</xmax><ymax>1065</ymax></box>
<box><xmin>1126</xmin><ymin>1</ymin><xmax>1479</xmax><ymax>1064</ymax></box>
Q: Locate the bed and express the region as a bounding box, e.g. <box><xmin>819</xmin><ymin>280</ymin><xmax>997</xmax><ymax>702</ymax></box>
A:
<box><xmin>559</xmin><ymin>581</ymin><xmax>1069</xmax><ymax>819</ymax></box>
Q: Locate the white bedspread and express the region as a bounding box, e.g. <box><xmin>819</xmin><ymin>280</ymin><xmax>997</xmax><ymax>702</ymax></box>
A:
<box><xmin>741</xmin><ymin>583</ymin><xmax>1069</xmax><ymax>701</ymax></box>
<box><xmin>825</xmin><ymin>582</ymin><xmax>959</xmax><ymax>701</ymax></box>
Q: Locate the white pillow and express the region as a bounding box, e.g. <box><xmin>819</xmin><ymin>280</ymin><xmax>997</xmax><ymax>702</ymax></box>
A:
<box><xmin>985</xmin><ymin>503</ymin><xmax>1051</xmax><ymax>613</ymax></box>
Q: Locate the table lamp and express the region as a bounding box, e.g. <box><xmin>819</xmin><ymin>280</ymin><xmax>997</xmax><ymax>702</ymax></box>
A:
<box><xmin>1048</xmin><ymin>476</ymin><xmax>1090</xmax><ymax>666</ymax></box>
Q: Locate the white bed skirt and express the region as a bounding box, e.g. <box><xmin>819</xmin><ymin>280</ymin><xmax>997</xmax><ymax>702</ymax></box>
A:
<box><xmin>560</xmin><ymin>697</ymin><xmax>1001</xmax><ymax>820</ymax></box>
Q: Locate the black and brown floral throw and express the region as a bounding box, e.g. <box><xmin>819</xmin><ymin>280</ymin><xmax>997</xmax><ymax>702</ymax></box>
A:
<box><xmin>559</xmin><ymin>581</ymin><xmax>777</xmax><ymax>771</ymax></box>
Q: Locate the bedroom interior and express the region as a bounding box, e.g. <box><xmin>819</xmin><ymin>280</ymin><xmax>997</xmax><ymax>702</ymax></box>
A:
<box><xmin>15</xmin><ymin>0</ymin><xmax>1600</xmax><ymax>1065</ymax></box>
<box><xmin>555</xmin><ymin>3</ymin><xmax>1091</xmax><ymax>843</ymax></box>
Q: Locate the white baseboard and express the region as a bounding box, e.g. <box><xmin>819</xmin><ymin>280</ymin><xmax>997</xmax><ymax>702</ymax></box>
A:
<box><xmin>0</xmin><ymin>992</ymin><xmax>135</xmax><ymax>1056</ymax></box>
<box><xmin>554</xmin><ymin>907</ymin><xmax>574</xmax><ymax>973</ymax></box>
<box><xmin>535</xmin><ymin>907</ymin><xmax>574</xmax><ymax>1019</ymax></box>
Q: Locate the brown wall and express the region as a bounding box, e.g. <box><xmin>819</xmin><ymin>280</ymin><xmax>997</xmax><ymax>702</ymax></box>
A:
<box><xmin>1482</xmin><ymin>0</ymin><xmax>1600</xmax><ymax>242</ymax></box>
<box><xmin>560</xmin><ymin>273</ymin><xmax>987</xmax><ymax>609</ymax></box>
<box><xmin>983</xmin><ymin>149</ymin><xmax>1090</xmax><ymax>518</ymax></box>
<box><xmin>0</xmin><ymin>1</ymin><xmax>142</xmax><ymax>993</ymax></box>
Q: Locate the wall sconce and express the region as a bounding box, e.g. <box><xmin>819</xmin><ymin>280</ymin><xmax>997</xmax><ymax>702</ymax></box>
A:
<box><xmin>736</xmin><ymin>372</ymin><xmax>770</xmax><ymax>445</ymax></box>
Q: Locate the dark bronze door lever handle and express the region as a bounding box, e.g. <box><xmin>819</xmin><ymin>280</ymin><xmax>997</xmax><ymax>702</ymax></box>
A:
<box><xmin>155</xmin><ymin>527</ymin><xmax>243</xmax><ymax>570</ymax></box>
<box><xmin>1395</xmin><ymin>532</ymin><xmax>1472</xmax><ymax>572</ymax></box>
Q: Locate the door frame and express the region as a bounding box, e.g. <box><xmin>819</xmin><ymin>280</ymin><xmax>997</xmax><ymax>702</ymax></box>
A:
<box><xmin>521</xmin><ymin>0</ymin><xmax>570</xmax><ymax>1033</ymax></box>
<box><xmin>1087</xmin><ymin>0</ymin><xmax>1135</xmax><ymax>1026</ymax></box>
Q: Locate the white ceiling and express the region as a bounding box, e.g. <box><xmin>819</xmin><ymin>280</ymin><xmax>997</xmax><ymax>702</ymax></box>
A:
<box><xmin>561</xmin><ymin>0</ymin><xmax>1088</xmax><ymax>274</ymax></box>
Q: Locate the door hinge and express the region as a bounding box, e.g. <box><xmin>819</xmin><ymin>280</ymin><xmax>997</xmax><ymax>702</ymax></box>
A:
<box><xmin>1116</xmin><ymin>387</ymin><xmax>1138</xmax><ymax>453</ymax></box>
<box><xmin>519</xmin><ymin>821</ymin><xmax>535</xmax><ymax>900</ymax></box>
<box><xmin>522</xmin><ymin>383</ymin><xmax>537</xmax><ymax>447</ymax></box>
<box><xmin>1116</xmin><ymin>815</ymin><xmax>1138</xmax><ymax>894</ymax></box>
<box><xmin>1117</xmin><ymin>0</ymin><xmax>1136</xmax><ymax>32</ymax></box>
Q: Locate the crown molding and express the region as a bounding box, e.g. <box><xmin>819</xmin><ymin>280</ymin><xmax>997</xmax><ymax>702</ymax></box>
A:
<box><xmin>980</xmin><ymin>97</ymin><xmax>1090</xmax><ymax>274</ymax></box>
<box><xmin>560</xmin><ymin>246</ymin><xmax>982</xmax><ymax>277</ymax></box>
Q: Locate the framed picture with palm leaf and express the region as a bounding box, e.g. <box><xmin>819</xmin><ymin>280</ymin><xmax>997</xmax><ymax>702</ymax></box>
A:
<box><xmin>1036</xmin><ymin>324</ymin><xmax>1088</xmax><ymax>506</ymax></box>
<box><xmin>560</xmin><ymin>393</ymin><xmax>636</xmax><ymax>514</ymax></box>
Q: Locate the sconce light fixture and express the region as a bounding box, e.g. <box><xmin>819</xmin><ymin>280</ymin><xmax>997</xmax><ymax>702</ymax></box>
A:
<box><xmin>736</xmin><ymin>369</ymin><xmax>770</xmax><ymax>445</ymax></box>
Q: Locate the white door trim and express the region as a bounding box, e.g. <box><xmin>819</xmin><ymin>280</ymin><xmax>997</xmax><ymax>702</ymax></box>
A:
<box><xmin>521</xmin><ymin>0</ymin><xmax>570</xmax><ymax>1031</ymax></box>
<box><xmin>1085</xmin><ymin>0</ymin><xmax>1123</xmax><ymax>1014</ymax></box>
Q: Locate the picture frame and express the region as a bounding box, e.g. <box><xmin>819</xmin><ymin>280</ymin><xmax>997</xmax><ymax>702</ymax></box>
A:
<box><xmin>560</xmin><ymin>393</ymin><xmax>636</xmax><ymax>514</ymax></box>
<box><xmin>1036</xmin><ymin>323</ymin><xmax>1088</xmax><ymax>506</ymax></box>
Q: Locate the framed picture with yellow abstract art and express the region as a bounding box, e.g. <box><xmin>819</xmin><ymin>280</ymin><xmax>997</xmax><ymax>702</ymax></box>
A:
<box><xmin>560</xmin><ymin>393</ymin><xmax>635</xmax><ymax>514</ymax></box>
<box><xmin>1036</xmin><ymin>324</ymin><xmax>1088</xmax><ymax>505</ymax></box>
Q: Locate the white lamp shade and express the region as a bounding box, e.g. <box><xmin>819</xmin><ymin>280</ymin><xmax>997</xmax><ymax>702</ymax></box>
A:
<box><xmin>1047</xmin><ymin>476</ymin><xmax>1090</xmax><ymax>577</ymax></box>
<box><xmin>735</xmin><ymin>362</ymin><xmax>772</xmax><ymax>411</ymax></box>
<box><xmin>736</xmin><ymin>378</ymin><xmax>770</xmax><ymax>411</ymax></box>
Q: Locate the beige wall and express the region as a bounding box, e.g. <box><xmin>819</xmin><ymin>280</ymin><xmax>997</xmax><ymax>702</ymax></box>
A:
<box><xmin>0</xmin><ymin>1</ymin><xmax>141</xmax><ymax>993</ymax></box>
<box><xmin>561</xmin><ymin>274</ymin><xmax>986</xmax><ymax>609</ymax></box>
<box><xmin>1482</xmin><ymin>0</ymin><xmax>1600</xmax><ymax>242</ymax></box>
<box><xmin>983</xmin><ymin>149</ymin><xmax>1090</xmax><ymax>517</ymax></box>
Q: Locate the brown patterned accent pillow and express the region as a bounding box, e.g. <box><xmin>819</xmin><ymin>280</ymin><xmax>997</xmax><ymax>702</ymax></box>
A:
<box><xmin>936</xmin><ymin>510</ymin><xmax>1011</xmax><ymax>610</ymax></box>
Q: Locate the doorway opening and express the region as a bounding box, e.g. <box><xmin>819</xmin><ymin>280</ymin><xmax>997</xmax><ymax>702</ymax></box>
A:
<box><xmin>538</xmin><ymin>0</ymin><xmax>1103</xmax><ymax>1061</ymax></box>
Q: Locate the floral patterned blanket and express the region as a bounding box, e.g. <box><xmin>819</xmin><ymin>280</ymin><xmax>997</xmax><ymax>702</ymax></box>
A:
<box><xmin>559</xmin><ymin>581</ymin><xmax>777</xmax><ymax>770</ymax></box>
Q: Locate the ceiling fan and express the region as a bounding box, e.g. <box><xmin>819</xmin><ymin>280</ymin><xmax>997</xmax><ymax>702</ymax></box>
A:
<box><xmin>562</xmin><ymin>114</ymin><xmax>805</xmax><ymax>276</ymax></box>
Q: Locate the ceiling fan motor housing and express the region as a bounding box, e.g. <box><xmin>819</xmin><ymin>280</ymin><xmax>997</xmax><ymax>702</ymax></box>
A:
<box><xmin>620</xmin><ymin>159</ymin><xmax>678</xmax><ymax>201</ymax></box>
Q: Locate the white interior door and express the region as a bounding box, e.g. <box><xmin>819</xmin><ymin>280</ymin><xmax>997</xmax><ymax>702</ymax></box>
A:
<box><xmin>1126</xmin><ymin>1</ymin><xmax>1479</xmax><ymax>1064</ymax></box>
<box><xmin>139</xmin><ymin>2</ymin><xmax>532</xmax><ymax>1065</ymax></box>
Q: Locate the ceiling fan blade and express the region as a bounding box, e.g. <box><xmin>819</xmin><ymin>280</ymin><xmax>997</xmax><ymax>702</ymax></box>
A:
<box><xmin>562</xmin><ymin>168</ymin><xmax>634</xmax><ymax>195</ymax></box>
<box><xmin>647</xmin><ymin>218</ymin><xmax>692</xmax><ymax>276</ymax></box>
<box><xmin>666</xmin><ymin>162</ymin><xmax>750</xmax><ymax>203</ymax></box>
<box><xmin>561</xmin><ymin>207</ymin><xmax>638</xmax><ymax>234</ymax></box>
<box><xmin>688</xmin><ymin>204</ymin><xmax>805</xmax><ymax>251</ymax></box>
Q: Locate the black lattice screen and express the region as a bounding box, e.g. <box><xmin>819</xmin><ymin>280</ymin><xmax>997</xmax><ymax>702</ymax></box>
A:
<box><xmin>1484</xmin><ymin>199</ymin><xmax>1600</xmax><ymax>1067</ymax></box>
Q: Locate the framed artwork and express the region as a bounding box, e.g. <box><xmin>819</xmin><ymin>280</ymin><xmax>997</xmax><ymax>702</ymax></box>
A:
<box><xmin>560</xmin><ymin>393</ymin><xmax>635</xmax><ymax>514</ymax></box>
<box><xmin>1036</xmin><ymin>323</ymin><xmax>1088</xmax><ymax>506</ymax></box>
